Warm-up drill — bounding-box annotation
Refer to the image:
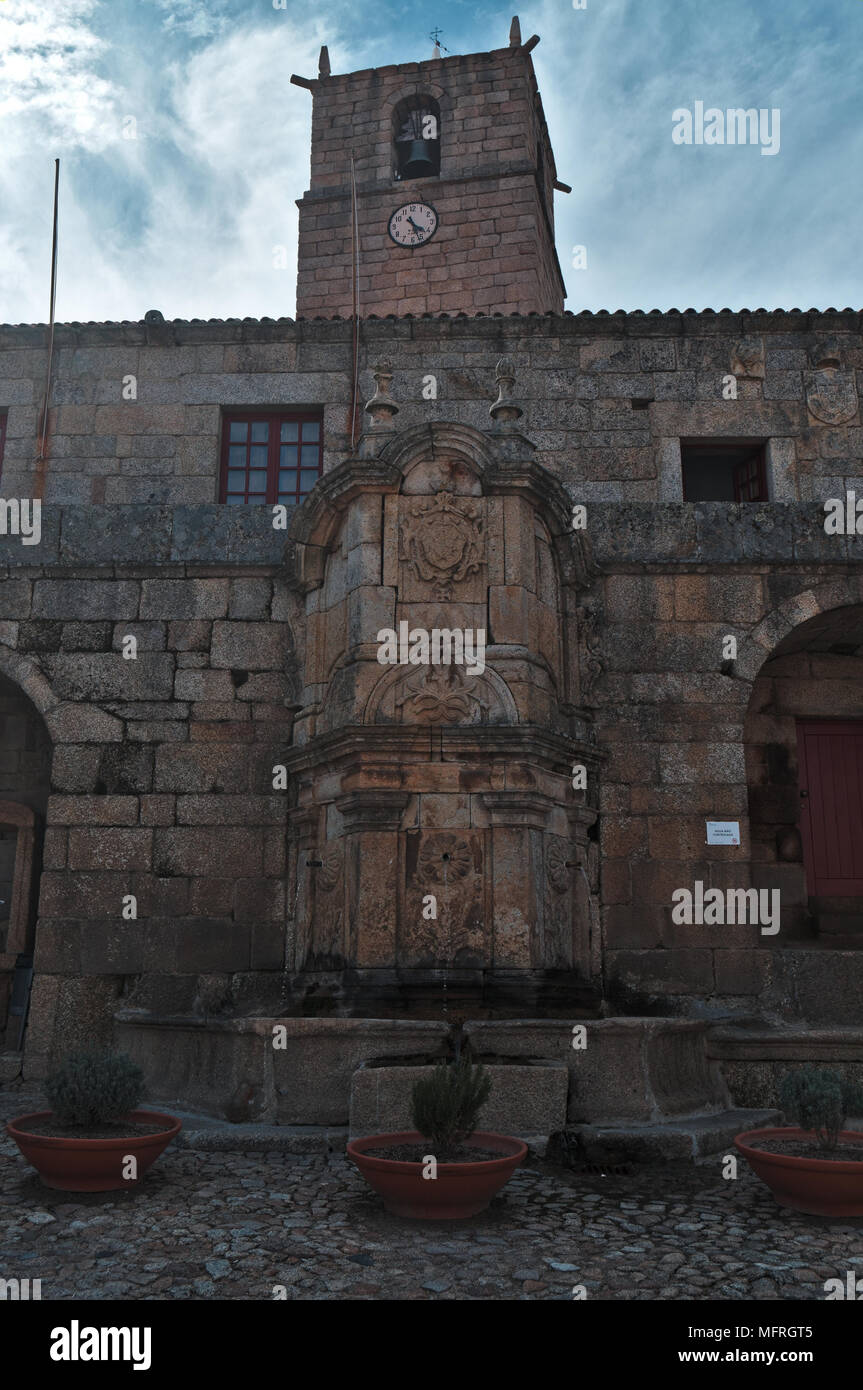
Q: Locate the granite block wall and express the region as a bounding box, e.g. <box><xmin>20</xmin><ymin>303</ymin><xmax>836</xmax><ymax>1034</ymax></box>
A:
<box><xmin>0</xmin><ymin>309</ymin><xmax>860</xmax><ymax>1062</ymax></box>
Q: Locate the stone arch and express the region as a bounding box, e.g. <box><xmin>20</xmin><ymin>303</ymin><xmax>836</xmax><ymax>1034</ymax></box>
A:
<box><xmin>0</xmin><ymin>664</ymin><xmax>52</xmax><ymax>1049</ymax></box>
<box><xmin>0</xmin><ymin>641</ymin><xmax>122</xmax><ymax>745</ymax></box>
<box><xmin>380</xmin><ymin>421</ymin><xmax>500</xmax><ymax>486</ymax></box>
<box><xmin>383</xmin><ymin>80</ymin><xmax>447</xmax><ymax>113</ymax></box>
<box><xmin>732</xmin><ymin>576</ymin><xmax>863</xmax><ymax>684</ymax></box>
<box><xmin>741</xmin><ymin>581</ymin><xmax>863</xmax><ymax>942</ymax></box>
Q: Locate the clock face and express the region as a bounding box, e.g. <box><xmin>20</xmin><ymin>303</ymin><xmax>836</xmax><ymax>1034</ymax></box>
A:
<box><xmin>388</xmin><ymin>202</ymin><xmax>439</xmax><ymax>248</ymax></box>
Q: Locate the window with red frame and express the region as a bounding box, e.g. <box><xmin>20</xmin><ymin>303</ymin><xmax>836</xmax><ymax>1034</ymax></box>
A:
<box><xmin>0</xmin><ymin>414</ymin><xmax>6</xmax><ymax>479</ymax></box>
<box><xmin>681</xmin><ymin>439</ymin><xmax>768</xmax><ymax>502</ymax></box>
<box><xmin>220</xmin><ymin>411</ymin><xmax>323</xmax><ymax>505</ymax></box>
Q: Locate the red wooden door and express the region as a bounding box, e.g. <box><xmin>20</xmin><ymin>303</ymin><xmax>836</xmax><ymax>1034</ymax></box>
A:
<box><xmin>797</xmin><ymin>720</ymin><xmax>863</xmax><ymax>895</ymax></box>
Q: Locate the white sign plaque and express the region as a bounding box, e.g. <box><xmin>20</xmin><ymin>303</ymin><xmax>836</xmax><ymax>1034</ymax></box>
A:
<box><xmin>706</xmin><ymin>821</ymin><xmax>740</xmax><ymax>846</ymax></box>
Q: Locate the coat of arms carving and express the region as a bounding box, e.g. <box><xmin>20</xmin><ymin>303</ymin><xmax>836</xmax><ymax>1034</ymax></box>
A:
<box><xmin>805</xmin><ymin>369</ymin><xmax>859</xmax><ymax>426</ymax></box>
<box><xmin>399</xmin><ymin>491</ymin><xmax>484</xmax><ymax>599</ymax></box>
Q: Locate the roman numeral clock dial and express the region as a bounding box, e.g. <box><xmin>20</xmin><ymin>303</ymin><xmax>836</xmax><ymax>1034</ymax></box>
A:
<box><xmin>388</xmin><ymin>202</ymin><xmax>439</xmax><ymax>247</ymax></box>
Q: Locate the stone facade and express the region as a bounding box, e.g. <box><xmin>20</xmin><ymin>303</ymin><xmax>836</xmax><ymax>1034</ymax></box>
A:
<box><xmin>0</xmin><ymin>307</ymin><xmax>859</xmax><ymax>1086</ymax></box>
<box><xmin>0</xmin><ymin>32</ymin><xmax>861</xmax><ymax>1119</ymax></box>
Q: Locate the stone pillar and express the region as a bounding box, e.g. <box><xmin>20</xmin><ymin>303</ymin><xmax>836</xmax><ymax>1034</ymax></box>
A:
<box><xmin>337</xmin><ymin>790</ymin><xmax>410</xmax><ymax>967</ymax></box>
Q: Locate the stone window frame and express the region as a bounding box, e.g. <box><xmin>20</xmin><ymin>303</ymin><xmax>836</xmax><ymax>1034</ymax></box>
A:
<box><xmin>219</xmin><ymin>409</ymin><xmax>324</xmax><ymax>506</ymax></box>
<box><xmin>679</xmin><ymin>438</ymin><xmax>768</xmax><ymax>502</ymax></box>
<box><xmin>660</xmin><ymin>435</ymin><xmax>798</xmax><ymax>502</ymax></box>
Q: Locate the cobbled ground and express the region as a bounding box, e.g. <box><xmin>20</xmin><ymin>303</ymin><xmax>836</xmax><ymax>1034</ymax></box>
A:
<box><xmin>2</xmin><ymin>1089</ymin><xmax>861</xmax><ymax>1301</ymax></box>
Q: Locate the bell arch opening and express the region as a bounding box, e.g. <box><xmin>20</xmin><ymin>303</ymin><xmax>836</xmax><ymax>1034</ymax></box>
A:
<box><xmin>392</xmin><ymin>94</ymin><xmax>441</xmax><ymax>181</ymax></box>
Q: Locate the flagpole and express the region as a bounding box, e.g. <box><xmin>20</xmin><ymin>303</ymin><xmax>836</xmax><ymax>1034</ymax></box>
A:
<box><xmin>36</xmin><ymin>157</ymin><xmax>60</xmax><ymax>474</ymax></box>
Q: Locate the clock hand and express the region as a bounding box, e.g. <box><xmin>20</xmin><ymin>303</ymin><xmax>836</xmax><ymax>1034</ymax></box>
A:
<box><xmin>407</xmin><ymin>216</ymin><xmax>423</xmax><ymax>232</ymax></box>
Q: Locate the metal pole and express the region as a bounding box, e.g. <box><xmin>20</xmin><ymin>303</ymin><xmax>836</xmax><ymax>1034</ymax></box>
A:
<box><xmin>37</xmin><ymin>158</ymin><xmax>60</xmax><ymax>468</ymax></box>
<box><xmin>350</xmin><ymin>156</ymin><xmax>360</xmax><ymax>451</ymax></box>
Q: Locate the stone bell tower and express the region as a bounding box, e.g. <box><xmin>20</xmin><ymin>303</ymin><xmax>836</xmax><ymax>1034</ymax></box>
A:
<box><xmin>291</xmin><ymin>19</ymin><xmax>568</xmax><ymax>318</ymax></box>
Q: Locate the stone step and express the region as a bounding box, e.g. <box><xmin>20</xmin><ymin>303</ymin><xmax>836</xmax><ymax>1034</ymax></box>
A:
<box><xmin>169</xmin><ymin>1110</ymin><xmax>349</xmax><ymax>1154</ymax></box>
<box><xmin>550</xmin><ymin>1107</ymin><xmax>781</xmax><ymax>1166</ymax></box>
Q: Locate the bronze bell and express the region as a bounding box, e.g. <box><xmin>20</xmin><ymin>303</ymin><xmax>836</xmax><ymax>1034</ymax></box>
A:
<box><xmin>400</xmin><ymin>138</ymin><xmax>436</xmax><ymax>179</ymax></box>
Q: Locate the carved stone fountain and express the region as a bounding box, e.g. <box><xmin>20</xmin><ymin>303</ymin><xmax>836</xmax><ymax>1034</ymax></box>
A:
<box><xmin>282</xmin><ymin>363</ymin><xmax>602</xmax><ymax>1018</ymax></box>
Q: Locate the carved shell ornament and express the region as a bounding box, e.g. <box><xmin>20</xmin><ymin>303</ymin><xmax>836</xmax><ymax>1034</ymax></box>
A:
<box><xmin>417</xmin><ymin>833</ymin><xmax>473</xmax><ymax>885</ymax></box>
<box><xmin>394</xmin><ymin>666</ymin><xmax>487</xmax><ymax>724</ymax></box>
<box><xmin>399</xmin><ymin>491</ymin><xmax>484</xmax><ymax>599</ymax></box>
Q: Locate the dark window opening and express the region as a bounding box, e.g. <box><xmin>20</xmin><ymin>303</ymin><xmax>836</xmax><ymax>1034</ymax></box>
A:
<box><xmin>393</xmin><ymin>95</ymin><xmax>441</xmax><ymax>180</ymax></box>
<box><xmin>0</xmin><ymin>413</ymin><xmax>6</xmax><ymax>479</ymax></box>
<box><xmin>681</xmin><ymin>439</ymin><xmax>768</xmax><ymax>502</ymax></box>
<box><xmin>220</xmin><ymin>411</ymin><xmax>323</xmax><ymax>505</ymax></box>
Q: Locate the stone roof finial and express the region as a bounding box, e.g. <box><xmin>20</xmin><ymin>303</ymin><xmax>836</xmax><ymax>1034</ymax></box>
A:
<box><xmin>489</xmin><ymin>356</ymin><xmax>524</xmax><ymax>426</ymax></box>
<box><xmin>509</xmin><ymin>16</ymin><xmax>522</xmax><ymax>46</ymax></box>
<box><xmin>318</xmin><ymin>46</ymin><xmax>331</xmax><ymax>78</ymax></box>
<box><xmin>365</xmin><ymin>358</ymin><xmax>399</xmax><ymax>430</ymax></box>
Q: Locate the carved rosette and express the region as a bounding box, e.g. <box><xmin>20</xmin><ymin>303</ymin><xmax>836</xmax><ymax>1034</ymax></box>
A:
<box><xmin>417</xmin><ymin>832</ymin><xmax>473</xmax><ymax>885</ymax></box>
<box><xmin>399</xmin><ymin>490</ymin><xmax>484</xmax><ymax>600</ymax></box>
<box><xmin>545</xmin><ymin>838</ymin><xmax>572</xmax><ymax>894</ymax></box>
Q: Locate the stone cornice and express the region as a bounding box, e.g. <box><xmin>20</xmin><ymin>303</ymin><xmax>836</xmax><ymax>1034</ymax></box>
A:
<box><xmin>283</xmin><ymin>723</ymin><xmax>602</xmax><ymax>776</ymax></box>
<box><xmin>2</xmin><ymin>309</ymin><xmax>860</xmax><ymax>348</ymax></box>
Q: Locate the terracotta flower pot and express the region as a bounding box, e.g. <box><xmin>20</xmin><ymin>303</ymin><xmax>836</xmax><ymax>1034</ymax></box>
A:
<box><xmin>735</xmin><ymin>1127</ymin><xmax>863</xmax><ymax>1217</ymax></box>
<box><xmin>6</xmin><ymin>1110</ymin><xmax>182</xmax><ymax>1192</ymax></box>
<box><xmin>347</xmin><ymin>1130</ymin><xmax>527</xmax><ymax>1219</ymax></box>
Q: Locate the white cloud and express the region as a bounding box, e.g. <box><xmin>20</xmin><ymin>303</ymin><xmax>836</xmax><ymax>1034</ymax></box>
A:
<box><xmin>0</xmin><ymin>0</ymin><xmax>861</xmax><ymax>324</ymax></box>
<box><xmin>0</xmin><ymin>0</ymin><xmax>119</xmax><ymax>152</ymax></box>
<box><xmin>150</xmin><ymin>0</ymin><xmax>232</xmax><ymax>40</ymax></box>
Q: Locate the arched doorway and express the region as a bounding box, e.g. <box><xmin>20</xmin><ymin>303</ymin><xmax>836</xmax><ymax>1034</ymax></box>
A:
<box><xmin>0</xmin><ymin>672</ymin><xmax>51</xmax><ymax>1050</ymax></box>
<box><xmin>745</xmin><ymin>603</ymin><xmax>863</xmax><ymax>945</ymax></box>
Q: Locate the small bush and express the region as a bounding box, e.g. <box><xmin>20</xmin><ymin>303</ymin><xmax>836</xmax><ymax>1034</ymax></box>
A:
<box><xmin>410</xmin><ymin>1052</ymin><xmax>492</xmax><ymax>1149</ymax></box>
<box><xmin>778</xmin><ymin>1066</ymin><xmax>863</xmax><ymax>1151</ymax></box>
<box><xmin>45</xmin><ymin>1051</ymin><xmax>145</xmax><ymax>1129</ymax></box>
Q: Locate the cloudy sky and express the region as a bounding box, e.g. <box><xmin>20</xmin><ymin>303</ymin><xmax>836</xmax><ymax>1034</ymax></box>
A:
<box><xmin>0</xmin><ymin>0</ymin><xmax>860</xmax><ymax>325</ymax></box>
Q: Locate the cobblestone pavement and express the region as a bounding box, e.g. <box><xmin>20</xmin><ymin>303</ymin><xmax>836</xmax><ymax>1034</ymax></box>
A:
<box><xmin>2</xmin><ymin>1090</ymin><xmax>860</xmax><ymax>1301</ymax></box>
